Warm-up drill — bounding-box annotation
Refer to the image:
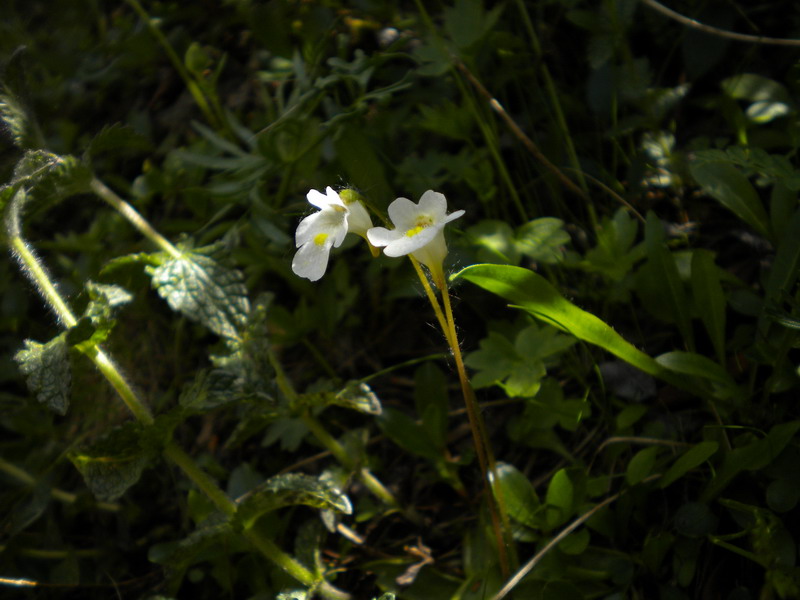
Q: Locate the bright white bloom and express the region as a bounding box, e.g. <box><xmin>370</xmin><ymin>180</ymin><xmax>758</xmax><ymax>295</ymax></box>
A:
<box><xmin>367</xmin><ymin>190</ymin><xmax>464</xmax><ymax>273</ymax></box>
<box><xmin>292</xmin><ymin>187</ymin><xmax>373</xmax><ymax>282</ymax></box>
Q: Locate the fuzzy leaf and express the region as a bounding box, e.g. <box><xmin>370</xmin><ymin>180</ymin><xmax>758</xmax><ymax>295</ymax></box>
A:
<box><xmin>235</xmin><ymin>473</ymin><xmax>352</xmax><ymax>530</ymax></box>
<box><xmin>515</xmin><ymin>218</ymin><xmax>570</xmax><ymax>264</ymax></box>
<box><xmin>68</xmin><ymin>423</ymin><xmax>155</xmax><ymax>501</ymax></box>
<box><xmin>14</xmin><ymin>335</ymin><xmax>71</xmax><ymax>415</ymax></box>
<box><xmin>149</xmin><ymin>248</ymin><xmax>249</xmax><ymax>340</ymax></box>
<box><xmin>11</xmin><ymin>151</ymin><xmax>91</xmax><ymax>208</ymax></box>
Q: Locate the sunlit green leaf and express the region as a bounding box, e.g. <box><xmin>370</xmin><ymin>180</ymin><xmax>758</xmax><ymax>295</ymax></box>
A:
<box><xmin>149</xmin><ymin>246</ymin><xmax>249</xmax><ymax>340</ymax></box>
<box><xmin>14</xmin><ymin>334</ymin><xmax>71</xmax><ymax>415</ymax></box>
<box><xmin>235</xmin><ymin>473</ymin><xmax>352</xmax><ymax>530</ymax></box>
<box><xmin>545</xmin><ymin>468</ymin><xmax>574</xmax><ymax>529</ymax></box>
<box><xmin>515</xmin><ymin>218</ymin><xmax>570</xmax><ymax>264</ymax></box>
<box><xmin>493</xmin><ymin>462</ymin><xmax>539</xmax><ymax>529</ymax></box>
<box><xmin>659</xmin><ymin>441</ymin><xmax>718</xmax><ymax>488</ymax></box>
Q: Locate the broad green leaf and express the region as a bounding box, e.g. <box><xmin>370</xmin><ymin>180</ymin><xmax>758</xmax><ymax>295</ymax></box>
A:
<box><xmin>764</xmin><ymin>208</ymin><xmax>800</xmax><ymax>303</ymax></box>
<box><xmin>378</xmin><ymin>406</ymin><xmax>442</xmax><ymax>459</ymax></box>
<box><xmin>582</xmin><ymin>208</ymin><xmax>644</xmax><ymax>282</ymax></box>
<box><xmin>443</xmin><ymin>0</ymin><xmax>504</xmax><ymax>49</ymax></box>
<box><xmin>514</xmin><ymin>218</ymin><xmax>570</xmax><ymax>264</ymax></box>
<box><xmin>545</xmin><ymin>468</ymin><xmax>574</xmax><ymax>529</ymax></box>
<box><xmin>69</xmin><ymin>423</ymin><xmax>155</xmax><ymax>501</ymax></box>
<box><xmin>235</xmin><ymin>473</ymin><xmax>352</xmax><ymax>530</ymax></box>
<box><xmin>149</xmin><ymin>248</ymin><xmax>249</xmax><ymax>340</ymax></box>
<box><xmin>702</xmin><ymin>421</ymin><xmax>800</xmax><ymax>501</ymax></box>
<box><xmin>492</xmin><ymin>462</ymin><xmax>540</xmax><ymax>529</ymax></box>
<box><xmin>770</xmin><ymin>183</ymin><xmax>796</xmax><ymax>241</ymax></box>
<box><xmin>691</xmin><ymin>250</ymin><xmax>726</xmax><ymax>364</ymax></box>
<box><xmin>655</xmin><ymin>351</ymin><xmax>736</xmax><ymax>390</ymax></box>
<box><xmin>207</xmin><ymin>294</ymin><xmax>275</xmax><ymax>407</ymax></box>
<box><xmin>148</xmin><ymin>513</ymin><xmax>240</xmax><ymax>572</ymax></box>
<box><xmin>14</xmin><ymin>334</ymin><xmax>71</xmax><ymax>415</ymax></box>
<box><xmin>453</xmin><ymin>264</ymin><xmax>698</xmax><ymax>394</ymax></box>
<box><xmin>721</xmin><ymin>73</ymin><xmax>792</xmax><ymax>104</ymax></box>
<box><xmin>659</xmin><ymin>441</ymin><xmax>718</xmax><ymax>488</ymax></box>
<box><xmin>414</xmin><ymin>363</ymin><xmax>449</xmax><ymax>449</ymax></box>
<box><xmin>639</xmin><ymin>212</ymin><xmax>693</xmax><ymax>347</ymax></box>
<box><xmin>689</xmin><ymin>161</ymin><xmax>771</xmax><ymax>239</ymax></box>
<box><xmin>626</xmin><ymin>446</ymin><xmax>660</xmax><ymax>485</ymax></box>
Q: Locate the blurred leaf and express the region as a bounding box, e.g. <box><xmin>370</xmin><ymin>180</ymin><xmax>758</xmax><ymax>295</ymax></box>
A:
<box><xmin>465</xmin><ymin>220</ymin><xmax>520</xmax><ymax>264</ymax></box>
<box><xmin>514</xmin><ymin>218</ymin><xmax>569</xmax><ymax>264</ymax></box>
<box><xmin>691</xmin><ymin>250</ymin><xmax>727</xmax><ymax>364</ymax></box>
<box><xmin>295</xmin><ymin>381</ymin><xmax>382</xmax><ymax>415</ymax></box>
<box><xmin>626</xmin><ymin>446</ymin><xmax>659</xmax><ymax>485</ymax></box>
<box><xmin>69</xmin><ymin>422</ymin><xmax>155</xmax><ymax>501</ymax></box>
<box><xmin>659</xmin><ymin>441</ymin><xmax>718</xmax><ymax>488</ymax></box>
<box><xmin>235</xmin><ymin>473</ymin><xmax>352</xmax><ymax>530</ymax></box>
<box><xmin>14</xmin><ymin>334</ymin><xmax>71</xmax><ymax>415</ymax></box>
<box><xmin>0</xmin><ymin>46</ymin><xmax>41</xmax><ymax>149</ymax></box>
<box><xmin>690</xmin><ymin>161</ymin><xmax>771</xmax><ymax>239</ymax></box>
<box><xmin>378</xmin><ymin>406</ymin><xmax>441</xmax><ymax>459</ymax></box>
<box><xmin>9</xmin><ymin>151</ymin><xmax>91</xmax><ymax>210</ymax></box>
<box><xmin>414</xmin><ymin>363</ymin><xmax>449</xmax><ymax>449</ymax></box>
<box><xmin>443</xmin><ymin>0</ymin><xmax>503</xmax><ymax>49</ymax></box>
<box><xmin>545</xmin><ymin>468</ymin><xmax>574</xmax><ymax>529</ymax></box>
<box><xmin>149</xmin><ymin>245</ymin><xmax>249</xmax><ymax>340</ymax></box>
<box><xmin>655</xmin><ymin>351</ymin><xmax>737</xmax><ymax>391</ymax></box>
<box><xmin>148</xmin><ymin>513</ymin><xmax>240</xmax><ymax>572</ymax></box>
<box><xmin>581</xmin><ymin>208</ymin><xmax>644</xmax><ymax>281</ymax></box>
<box><xmin>493</xmin><ymin>462</ymin><xmax>539</xmax><ymax>529</ymax></box>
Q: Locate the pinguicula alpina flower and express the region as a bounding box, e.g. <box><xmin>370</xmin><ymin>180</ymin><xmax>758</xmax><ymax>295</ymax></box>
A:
<box><xmin>292</xmin><ymin>187</ymin><xmax>373</xmax><ymax>282</ymax></box>
<box><xmin>366</xmin><ymin>190</ymin><xmax>464</xmax><ymax>283</ymax></box>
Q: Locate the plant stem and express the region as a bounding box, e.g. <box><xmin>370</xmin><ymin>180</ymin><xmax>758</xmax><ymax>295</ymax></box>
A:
<box><xmin>412</xmin><ymin>256</ymin><xmax>514</xmax><ymax>576</ymax></box>
<box><xmin>0</xmin><ymin>457</ymin><xmax>120</xmax><ymax>512</ymax></box>
<box><xmin>268</xmin><ymin>349</ymin><xmax>408</xmax><ymax>515</ymax></box>
<box><xmin>6</xmin><ymin>196</ymin><xmax>349</xmax><ymax>598</ymax></box>
<box><xmin>123</xmin><ymin>0</ymin><xmax>230</xmax><ymax>133</ymax></box>
<box><xmin>90</xmin><ymin>179</ymin><xmax>182</xmax><ymax>259</ymax></box>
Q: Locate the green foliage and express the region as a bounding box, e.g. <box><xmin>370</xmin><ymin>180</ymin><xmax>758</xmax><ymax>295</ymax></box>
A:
<box><xmin>13</xmin><ymin>334</ymin><xmax>71</xmax><ymax>414</ymax></box>
<box><xmin>5</xmin><ymin>0</ymin><xmax>800</xmax><ymax>598</ymax></box>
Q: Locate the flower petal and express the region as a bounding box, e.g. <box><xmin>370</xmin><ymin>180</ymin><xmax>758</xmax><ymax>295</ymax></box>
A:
<box><xmin>387</xmin><ymin>197</ymin><xmax>420</xmax><ymax>230</ymax></box>
<box><xmin>443</xmin><ymin>209</ymin><xmax>465</xmax><ymax>224</ymax></box>
<box><xmin>367</xmin><ymin>226</ymin><xmax>403</xmax><ymax>248</ymax></box>
<box><xmin>346</xmin><ymin>201</ymin><xmax>373</xmax><ymax>237</ymax></box>
<box><xmin>296</xmin><ymin>209</ymin><xmax>347</xmax><ymax>247</ymax></box>
<box><xmin>383</xmin><ymin>225</ymin><xmax>440</xmax><ymax>257</ymax></box>
<box><xmin>292</xmin><ymin>237</ymin><xmax>334</xmax><ymax>281</ymax></box>
<box><xmin>418</xmin><ymin>190</ymin><xmax>448</xmax><ymax>220</ymax></box>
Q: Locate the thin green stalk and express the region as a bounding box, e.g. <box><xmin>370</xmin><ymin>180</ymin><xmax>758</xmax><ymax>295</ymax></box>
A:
<box><xmin>6</xmin><ymin>196</ymin><xmax>349</xmax><ymax>598</ymax></box>
<box><xmin>268</xmin><ymin>349</ymin><xmax>407</xmax><ymax>514</ymax></box>
<box><xmin>90</xmin><ymin>179</ymin><xmax>182</xmax><ymax>259</ymax></box>
<box><xmin>416</xmin><ymin>259</ymin><xmax>514</xmax><ymax>577</ymax></box>
<box><xmin>123</xmin><ymin>0</ymin><xmax>228</xmax><ymax>134</ymax></box>
<box><xmin>0</xmin><ymin>457</ymin><xmax>120</xmax><ymax>512</ymax></box>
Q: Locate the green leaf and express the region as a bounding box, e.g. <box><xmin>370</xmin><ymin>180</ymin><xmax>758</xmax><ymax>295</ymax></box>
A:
<box><xmin>493</xmin><ymin>462</ymin><xmax>540</xmax><ymax>529</ymax></box>
<box><xmin>235</xmin><ymin>473</ymin><xmax>352</xmax><ymax>530</ymax></box>
<box><xmin>721</xmin><ymin>73</ymin><xmax>792</xmax><ymax>104</ymax></box>
<box><xmin>0</xmin><ymin>46</ymin><xmax>41</xmax><ymax>149</ymax></box>
<box><xmin>414</xmin><ymin>363</ymin><xmax>449</xmax><ymax>449</ymax></box>
<box><xmin>453</xmin><ymin>264</ymin><xmax>698</xmax><ymax>394</ymax></box>
<box><xmin>378</xmin><ymin>406</ymin><xmax>442</xmax><ymax>459</ymax></box>
<box><xmin>690</xmin><ymin>160</ymin><xmax>771</xmax><ymax>239</ymax></box>
<box><xmin>11</xmin><ymin>151</ymin><xmax>92</xmax><ymax>208</ymax></box>
<box><xmin>465</xmin><ymin>220</ymin><xmax>520</xmax><ymax>264</ymax></box>
<box><xmin>639</xmin><ymin>212</ymin><xmax>693</xmax><ymax>347</ymax></box>
<box><xmin>443</xmin><ymin>0</ymin><xmax>504</xmax><ymax>49</ymax></box>
<box><xmin>626</xmin><ymin>446</ymin><xmax>660</xmax><ymax>485</ymax></box>
<box><xmin>691</xmin><ymin>250</ymin><xmax>727</xmax><ymax>364</ymax></box>
<box><xmin>69</xmin><ymin>423</ymin><xmax>155</xmax><ymax>501</ymax></box>
<box><xmin>582</xmin><ymin>208</ymin><xmax>644</xmax><ymax>282</ymax></box>
<box><xmin>655</xmin><ymin>351</ymin><xmax>737</xmax><ymax>390</ymax></box>
<box><xmin>149</xmin><ymin>247</ymin><xmax>249</xmax><ymax>340</ymax></box>
<box><xmin>702</xmin><ymin>421</ymin><xmax>800</xmax><ymax>501</ymax></box>
<box><xmin>14</xmin><ymin>334</ymin><xmax>71</xmax><ymax>415</ymax></box>
<box><xmin>296</xmin><ymin>381</ymin><xmax>382</xmax><ymax>415</ymax></box>
<box><xmin>545</xmin><ymin>468</ymin><xmax>574</xmax><ymax>529</ymax></box>
<box><xmin>659</xmin><ymin>441</ymin><xmax>718</xmax><ymax>488</ymax></box>
<box><xmin>148</xmin><ymin>513</ymin><xmax>239</xmax><ymax>572</ymax></box>
<box><xmin>765</xmin><ymin>208</ymin><xmax>800</xmax><ymax>304</ymax></box>
<box><xmin>514</xmin><ymin>218</ymin><xmax>570</xmax><ymax>264</ymax></box>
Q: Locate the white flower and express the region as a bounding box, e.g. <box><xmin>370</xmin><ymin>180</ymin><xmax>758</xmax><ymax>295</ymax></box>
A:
<box><xmin>366</xmin><ymin>190</ymin><xmax>464</xmax><ymax>273</ymax></box>
<box><xmin>292</xmin><ymin>187</ymin><xmax>373</xmax><ymax>282</ymax></box>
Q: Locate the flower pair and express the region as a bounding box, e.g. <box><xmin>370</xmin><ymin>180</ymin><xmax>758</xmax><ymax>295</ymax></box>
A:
<box><xmin>292</xmin><ymin>187</ymin><xmax>464</xmax><ymax>282</ymax></box>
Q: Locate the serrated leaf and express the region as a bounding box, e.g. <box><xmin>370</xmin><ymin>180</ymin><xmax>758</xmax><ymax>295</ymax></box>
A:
<box><xmin>235</xmin><ymin>473</ymin><xmax>352</xmax><ymax>530</ymax></box>
<box><xmin>11</xmin><ymin>151</ymin><xmax>91</xmax><ymax>208</ymax></box>
<box><xmin>293</xmin><ymin>381</ymin><xmax>382</xmax><ymax>415</ymax></box>
<box><xmin>14</xmin><ymin>335</ymin><xmax>71</xmax><ymax>415</ymax></box>
<box><xmin>68</xmin><ymin>423</ymin><xmax>155</xmax><ymax>501</ymax></box>
<box><xmin>148</xmin><ymin>512</ymin><xmax>238</xmax><ymax>571</ymax></box>
<box><xmin>149</xmin><ymin>248</ymin><xmax>249</xmax><ymax>340</ymax></box>
<box><xmin>84</xmin><ymin>123</ymin><xmax>152</xmax><ymax>160</ymax></box>
<box><xmin>101</xmin><ymin>251</ymin><xmax>166</xmax><ymax>274</ymax></box>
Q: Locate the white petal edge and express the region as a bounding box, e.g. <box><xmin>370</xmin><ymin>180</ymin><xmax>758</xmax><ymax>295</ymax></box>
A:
<box><xmin>383</xmin><ymin>226</ymin><xmax>440</xmax><ymax>257</ymax></box>
<box><xmin>292</xmin><ymin>238</ymin><xmax>334</xmax><ymax>281</ymax></box>
<box><xmin>418</xmin><ymin>190</ymin><xmax>448</xmax><ymax>220</ymax></box>
<box><xmin>367</xmin><ymin>226</ymin><xmax>403</xmax><ymax>248</ymax></box>
<box><xmin>387</xmin><ymin>197</ymin><xmax>420</xmax><ymax>230</ymax></box>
